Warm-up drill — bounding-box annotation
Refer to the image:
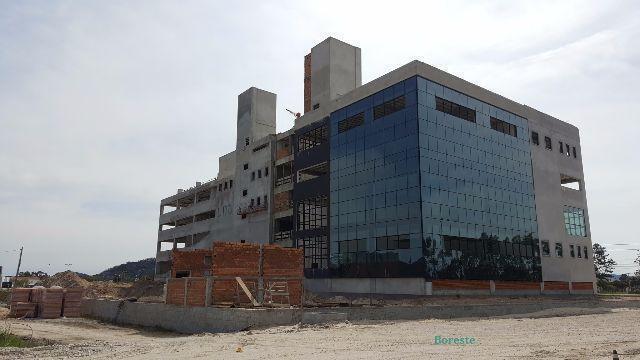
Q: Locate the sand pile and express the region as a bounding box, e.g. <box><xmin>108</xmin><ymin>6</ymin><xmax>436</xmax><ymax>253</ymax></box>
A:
<box><xmin>36</xmin><ymin>271</ymin><xmax>164</xmax><ymax>301</ymax></box>
<box><xmin>41</xmin><ymin>271</ymin><xmax>90</xmax><ymax>288</ymax></box>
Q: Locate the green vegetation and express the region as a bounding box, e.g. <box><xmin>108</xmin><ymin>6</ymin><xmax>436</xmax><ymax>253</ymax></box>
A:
<box><xmin>0</xmin><ymin>329</ymin><xmax>29</xmax><ymax>348</ymax></box>
<box><xmin>92</xmin><ymin>258</ymin><xmax>155</xmax><ymax>282</ymax></box>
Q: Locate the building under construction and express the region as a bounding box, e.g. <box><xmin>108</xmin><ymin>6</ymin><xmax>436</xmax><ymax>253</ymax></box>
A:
<box><xmin>155</xmin><ymin>37</ymin><xmax>596</xmax><ymax>295</ymax></box>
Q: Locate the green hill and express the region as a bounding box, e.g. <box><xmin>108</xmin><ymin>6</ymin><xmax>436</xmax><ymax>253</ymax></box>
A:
<box><xmin>94</xmin><ymin>258</ymin><xmax>155</xmax><ymax>281</ymax></box>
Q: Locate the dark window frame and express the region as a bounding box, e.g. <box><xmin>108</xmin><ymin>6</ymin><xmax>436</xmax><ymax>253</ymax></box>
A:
<box><xmin>337</xmin><ymin>112</ymin><xmax>364</xmax><ymax>133</ymax></box>
<box><xmin>435</xmin><ymin>97</ymin><xmax>476</xmax><ymax>123</ymax></box>
<box><xmin>490</xmin><ymin>117</ymin><xmax>518</xmax><ymax>137</ymax></box>
<box><xmin>373</xmin><ymin>95</ymin><xmax>406</xmax><ymax>120</ymax></box>
<box><xmin>531</xmin><ymin>131</ymin><xmax>539</xmax><ymax>145</ymax></box>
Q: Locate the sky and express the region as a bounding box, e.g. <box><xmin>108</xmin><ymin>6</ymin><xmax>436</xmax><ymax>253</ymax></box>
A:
<box><xmin>1</xmin><ymin>0</ymin><xmax>639</xmax><ymax>276</ymax></box>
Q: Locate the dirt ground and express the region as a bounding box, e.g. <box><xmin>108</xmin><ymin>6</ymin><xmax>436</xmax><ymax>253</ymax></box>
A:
<box><xmin>1</xmin><ymin>306</ymin><xmax>639</xmax><ymax>359</ymax></box>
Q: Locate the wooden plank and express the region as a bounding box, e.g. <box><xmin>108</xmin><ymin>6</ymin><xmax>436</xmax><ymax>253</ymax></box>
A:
<box><xmin>235</xmin><ymin>277</ymin><xmax>259</xmax><ymax>307</ymax></box>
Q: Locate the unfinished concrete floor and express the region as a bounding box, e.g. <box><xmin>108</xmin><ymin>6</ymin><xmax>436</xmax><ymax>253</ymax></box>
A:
<box><xmin>2</xmin><ymin>307</ymin><xmax>640</xmax><ymax>359</ymax></box>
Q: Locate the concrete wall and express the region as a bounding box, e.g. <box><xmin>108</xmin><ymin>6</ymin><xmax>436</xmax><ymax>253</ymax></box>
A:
<box><xmin>527</xmin><ymin>108</ymin><xmax>596</xmax><ymax>283</ymax></box>
<box><xmin>310</xmin><ymin>37</ymin><xmax>361</xmax><ymax>112</ymax></box>
<box><xmin>82</xmin><ymin>298</ymin><xmax>640</xmax><ymax>334</ymax></box>
<box><xmin>82</xmin><ymin>299</ymin><xmax>301</xmax><ymax>333</ymax></box>
<box><xmin>306</xmin><ymin>278</ymin><xmax>594</xmax><ymax>296</ymax></box>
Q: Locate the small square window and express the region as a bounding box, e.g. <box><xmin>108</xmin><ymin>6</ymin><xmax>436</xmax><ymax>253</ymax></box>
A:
<box><xmin>541</xmin><ymin>240</ymin><xmax>550</xmax><ymax>256</ymax></box>
<box><xmin>243</xmin><ymin>163</ymin><xmax>248</xmax><ymax>170</ymax></box>
<box><xmin>258</xmin><ymin>169</ymin><xmax>262</xmax><ymax>178</ymax></box>
<box><xmin>242</xmin><ymin>189</ymin><xmax>247</xmax><ymax>196</ymax></box>
<box><xmin>577</xmin><ymin>245</ymin><xmax>582</xmax><ymax>258</ymax></box>
<box><xmin>531</xmin><ymin>132</ymin><xmax>539</xmax><ymax>145</ymax></box>
<box><xmin>570</xmin><ymin>244</ymin><xmax>575</xmax><ymax>257</ymax></box>
<box><xmin>257</xmin><ymin>196</ymin><xmax>261</xmax><ymax>205</ymax></box>
<box><xmin>544</xmin><ymin>136</ymin><xmax>552</xmax><ymax>150</ymax></box>
<box><xmin>265</xmin><ymin>167</ymin><xmax>269</xmax><ymax>177</ymax></box>
<box><xmin>583</xmin><ymin>246</ymin><xmax>588</xmax><ymax>259</ymax></box>
<box><xmin>559</xmin><ymin>141</ymin><xmax>564</xmax><ymax>153</ymax></box>
<box><xmin>555</xmin><ymin>242</ymin><xmax>563</xmax><ymax>257</ymax></box>
<box><xmin>565</xmin><ymin>143</ymin><xmax>571</xmax><ymax>157</ymax></box>
<box><xmin>229</xmin><ymin>180</ymin><xmax>233</xmax><ymax>188</ymax></box>
<box><xmin>245</xmin><ymin>137</ymin><xmax>250</xmax><ymax>146</ymax></box>
<box><xmin>572</xmin><ymin>147</ymin><xmax>577</xmax><ymax>158</ymax></box>
<box><xmin>251</xmin><ymin>172</ymin><xmax>255</xmax><ymax>181</ymax></box>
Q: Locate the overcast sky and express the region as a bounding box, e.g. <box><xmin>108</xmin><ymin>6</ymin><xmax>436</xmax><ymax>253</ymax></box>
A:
<box><xmin>1</xmin><ymin>0</ymin><xmax>639</xmax><ymax>276</ymax></box>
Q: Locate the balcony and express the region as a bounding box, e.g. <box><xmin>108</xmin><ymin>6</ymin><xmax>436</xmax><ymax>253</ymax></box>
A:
<box><xmin>237</xmin><ymin>202</ymin><xmax>268</xmax><ymax>216</ymax></box>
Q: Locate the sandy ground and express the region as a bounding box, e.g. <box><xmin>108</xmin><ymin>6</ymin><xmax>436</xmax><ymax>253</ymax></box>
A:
<box><xmin>2</xmin><ymin>307</ymin><xmax>640</xmax><ymax>359</ymax></box>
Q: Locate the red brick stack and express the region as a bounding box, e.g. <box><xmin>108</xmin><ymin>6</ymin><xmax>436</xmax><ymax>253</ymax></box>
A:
<box><xmin>9</xmin><ymin>288</ymin><xmax>36</xmax><ymax>318</ymax></box>
<box><xmin>9</xmin><ymin>287</ymin><xmax>82</xmax><ymax>319</ymax></box>
<box><xmin>40</xmin><ymin>288</ymin><xmax>64</xmax><ymax>319</ymax></box>
<box><xmin>62</xmin><ymin>288</ymin><xmax>84</xmax><ymax>317</ymax></box>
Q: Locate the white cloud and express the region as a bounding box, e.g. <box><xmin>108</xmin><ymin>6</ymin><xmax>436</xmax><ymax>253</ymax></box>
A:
<box><xmin>0</xmin><ymin>0</ymin><xmax>638</xmax><ymax>275</ymax></box>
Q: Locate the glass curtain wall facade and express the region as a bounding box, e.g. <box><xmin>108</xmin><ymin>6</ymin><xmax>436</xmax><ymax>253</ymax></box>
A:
<box><xmin>417</xmin><ymin>76</ymin><xmax>541</xmax><ymax>281</ymax></box>
<box><xmin>327</xmin><ymin>76</ymin><xmax>541</xmax><ymax>281</ymax></box>
<box><xmin>330</xmin><ymin>78</ymin><xmax>422</xmax><ymax>277</ymax></box>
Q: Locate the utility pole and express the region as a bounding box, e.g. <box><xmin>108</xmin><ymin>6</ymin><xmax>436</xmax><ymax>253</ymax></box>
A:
<box><xmin>15</xmin><ymin>246</ymin><xmax>23</xmax><ymax>281</ymax></box>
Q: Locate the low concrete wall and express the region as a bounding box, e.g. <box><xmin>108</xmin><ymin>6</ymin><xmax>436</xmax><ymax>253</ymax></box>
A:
<box><xmin>307</xmin><ymin>278</ymin><xmax>596</xmax><ymax>296</ymax></box>
<box><xmin>305</xmin><ymin>278</ymin><xmax>428</xmax><ymax>295</ymax></box>
<box><xmin>82</xmin><ymin>298</ymin><xmax>640</xmax><ymax>334</ymax></box>
<box><xmin>81</xmin><ymin>299</ymin><xmax>302</xmax><ymax>333</ymax></box>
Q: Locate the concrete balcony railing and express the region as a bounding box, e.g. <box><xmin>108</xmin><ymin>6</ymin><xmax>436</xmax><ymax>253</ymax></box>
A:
<box><xmin>158</xmin><ymin>218</ymin><xmax>215</xmax><ymax>242</ymax></box>
<box><xmin>237</xmin><ymin>202</ymin><xmax>268</xmax><ymax>216</ymax></box>
<box><xmin>159</xmin><ymin>199</ymin><xmax>215</xmax><ymax>225</ymax></box>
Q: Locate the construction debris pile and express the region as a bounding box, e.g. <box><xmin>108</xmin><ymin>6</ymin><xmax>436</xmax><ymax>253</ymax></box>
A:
<box><xmin>40</xmin><ymin>271</ymin><xmax>164</xmax><ymax>300</ymax></box>
<box><xmin>9</xmin><ymin>287</ymin><xmax>83</xmax><ymax>318</ymax></box>
<box><xmin>166</xmin><ymin>242</ymin><xmax>303</xmax><ymax>307</ymax></box>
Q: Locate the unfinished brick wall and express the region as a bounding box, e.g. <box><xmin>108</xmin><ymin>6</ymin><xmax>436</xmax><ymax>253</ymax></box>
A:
<box><xmin>432</xmin><ymin>280</ymin><xmax>490</xmax><ymax>291</ymax></box>
<box><xmin>543</xmin><ymin>281</ymin><xmax>570</xmax><ymax>291</ymax></box>
<box><xmin>166</xmin><ymin>242</ymin><xmax>304</xmax><ymax>306</ymax></box>
<box><xmin>494</xmin><ymin>281</ymin><xmax>540</xmax><ymax>291</ymax></box>
<box><xmin>185</xmin><ymin>278</ymin><xmax>207</xmax><ymax>307</ymax></box>
<box><xmin>273</xmin><ymin>191</ymin><xmax>292</xmax><ymax>213</ymax></box>
<box><xmin>572</xmin><ymin>282</ymin><xmax>595</xmax><ymax>291</ymax></box>
<box><xmin>166</xmin><ymin>278</ymin><xmax>208</xmax><ymax>307</ymax></box>
<box><xmin>166</xmin><ymin>278</ymin><xmax>186</xmax><ymax>306</ymax></box>
<box><xmin>212</xmin><ymin>243</ymin><xmax>260</xmax><ymax>277</ymax></box>
<box><xmin>303</xmin><ymin>53</ymin><xmax>311</xmax><ymax>113</ymax></box>
<box><xmin>171</xmin><ymin>249</ymin><xmax>213</xmax><ymax>277</ymax></box>
<box><xmin>262</xmin><ymin>245</ymin><xmax>303</xmax><ymax>277</ymax></box>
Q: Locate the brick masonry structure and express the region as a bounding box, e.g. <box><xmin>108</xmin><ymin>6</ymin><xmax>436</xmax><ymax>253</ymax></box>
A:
<box><xmin>166</xmin><ymin>242</ymin><xmax>303</xmax><ymax>307</ymax></box>
<box><xmin>9</xmin><ymin>288</ymin><xmax>83</xmax><ymax>318</ymax></box>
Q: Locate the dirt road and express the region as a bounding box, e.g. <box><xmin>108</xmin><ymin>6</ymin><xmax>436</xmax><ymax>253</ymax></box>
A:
<box><xmin>2</xmin><ymin>307</ymin><xmax>639</xmax><ymax>359</ymax></box>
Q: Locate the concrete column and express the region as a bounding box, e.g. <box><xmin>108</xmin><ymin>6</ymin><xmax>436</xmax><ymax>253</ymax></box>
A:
<box><xmin>205</xmin><ymin>277</ymin><xmax>212</xmax><ymax>306</ymax></box>
<box><xmin>257</xmin><ymin>245</ymin><xmax>264</xmax><ymax>303</ymax></box>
